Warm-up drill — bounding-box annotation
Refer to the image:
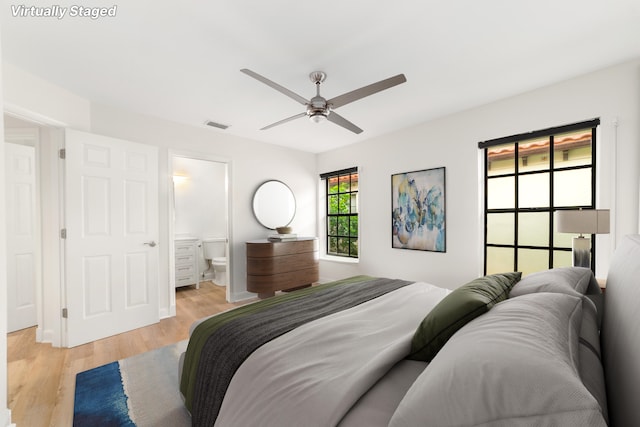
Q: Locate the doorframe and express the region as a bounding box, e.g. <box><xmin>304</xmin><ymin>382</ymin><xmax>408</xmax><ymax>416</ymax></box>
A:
<box><xmin>167</xmin><ymin>149</ymin><xmax>233</xmax><ymax>314</ymax></box>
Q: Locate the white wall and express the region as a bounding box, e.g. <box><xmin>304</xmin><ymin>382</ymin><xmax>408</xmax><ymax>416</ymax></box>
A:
<box><xmin>173</xmin><ymin>156</ymin><xmax>227</xmax><ymax>241</ymax></box>
<box><xmin>3</xmin><ymin>62</ymin><xmax>90</xmax><ymax>130</ymax></box>
<box><xmin>318</xmin><ymin>59</ymin><xmax>640</xmax><ymax>288</ymax></box>
<box><xmin>89</xmin><ymin>103</ymin><xmax>317</xmax><ymax>305</ymax></box>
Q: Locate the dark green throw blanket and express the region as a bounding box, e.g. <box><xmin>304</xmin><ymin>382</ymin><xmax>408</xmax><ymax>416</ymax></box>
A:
<box><xmin>180</xmin><ymin>275</ymin><xmax>412</xmax><ymax>427</ymax></box>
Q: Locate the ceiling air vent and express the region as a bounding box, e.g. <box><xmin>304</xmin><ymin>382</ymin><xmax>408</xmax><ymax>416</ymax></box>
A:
<box><xmin>205</xmin><ymin>120</ymin><xmax>229</xmax><ymax>130</ymax></box>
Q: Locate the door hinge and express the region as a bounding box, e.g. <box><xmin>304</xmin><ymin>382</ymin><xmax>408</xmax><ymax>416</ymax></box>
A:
<box><xmin>60</xmin><ymin>228</ymin><xmax>67</xmax><ymax>239</ymax></box>
<box><xmin>59</xmin><ymin>148</ymin><xmax>66</xmax><ymax>159</ymax></box>
<box><xmin>62</xmin><ymin>308</ymin><xmax>68</xmax><ymax>318</ymax></box>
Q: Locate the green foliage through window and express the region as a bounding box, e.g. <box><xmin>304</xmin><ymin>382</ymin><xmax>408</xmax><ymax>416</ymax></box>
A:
<box><xmin>322</xmin><ymin>168</ymin><xmax>358</xmax><ymax>258</ymax></box>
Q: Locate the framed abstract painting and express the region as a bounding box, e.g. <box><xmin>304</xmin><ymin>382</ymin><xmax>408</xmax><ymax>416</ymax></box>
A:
<box><xmin>392</xmin><ymin>167</ymin><xmax>446</xmax><ymax>252</ymax></box>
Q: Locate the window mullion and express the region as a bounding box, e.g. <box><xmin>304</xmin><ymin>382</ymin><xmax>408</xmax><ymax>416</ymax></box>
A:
<box><xmin>483</xmin><ymin>148</ymin><xmax>490</xmax><ymax>274</ymax></box>
<box><xmin>514</xmin><ymin>142</ymin><xmax>519</xmax><ymax>272</ymax></box>
<box><xmin>591</xmin><ymin>126</ymin><xmax>597</xmax><ymax>270</ymax></box>
<box><xmin>326</xmin><ymin>176</ymin><xmax>330</xmax><ymax>256</ymax></box>
<box><xmin>548</xmin><ymin>135</ymin><xmax>555</xmax><ymax>269</ymax></box>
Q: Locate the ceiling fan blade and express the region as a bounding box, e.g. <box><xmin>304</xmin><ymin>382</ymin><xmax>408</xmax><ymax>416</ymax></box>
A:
<box><xmin>241</xmin><ymin>69</ymin><xmax>309</xmax><ymax>105</ymax></box>
<box><xmin>328</xmin><ymin>74</ymin><xmax>407</xmax><ymax>109</ymax></box>
<box><xmin>260</xmin><ymin>112</ymin><xmax>307</xmax><ymax>130</ymax></box>
<box><xmin>327</xmin><ymin>112</ymin><xmax>363</xmax><ymax>134</ymax></box>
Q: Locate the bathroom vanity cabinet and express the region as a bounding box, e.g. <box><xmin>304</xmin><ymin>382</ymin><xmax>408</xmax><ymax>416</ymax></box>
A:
<box><xmin>174</xmin><ymin>237</ymin><xmax>200</xmax><ymax>289</ymax></box>
<box><xmin>246</xmin><ymin>237</ymin><xmax>319</xmax><ymax>298</ymax></box>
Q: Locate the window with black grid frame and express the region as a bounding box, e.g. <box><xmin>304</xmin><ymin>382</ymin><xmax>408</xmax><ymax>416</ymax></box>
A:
<box><xmin>479</xmin><ymin>119</ymin><xmax>599</xmax><ymax>275</ymax></box>
<box><xmin>320</xmin><ymin>167</ymin><xmax>359</xmax><ymax>258</ymax></box>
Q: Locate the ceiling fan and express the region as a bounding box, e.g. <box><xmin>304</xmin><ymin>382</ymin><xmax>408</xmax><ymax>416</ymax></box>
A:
<box><xmin>241</xmin><ymin>69</ymin><xmax>407</xmax><ymax>134</ymax></box>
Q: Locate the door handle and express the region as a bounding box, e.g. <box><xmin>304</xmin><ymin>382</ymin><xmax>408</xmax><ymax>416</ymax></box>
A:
<box><xmin>144</xmin><ymin>241</ymin><xmax>157</xmax><ymax>247</ymax></box>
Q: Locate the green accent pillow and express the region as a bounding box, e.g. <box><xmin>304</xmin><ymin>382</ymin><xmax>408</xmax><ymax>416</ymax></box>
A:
<box><xmin>408</xmin><ymin>272</ymin><xmax>522</xmax><ymax>362</ymax></box>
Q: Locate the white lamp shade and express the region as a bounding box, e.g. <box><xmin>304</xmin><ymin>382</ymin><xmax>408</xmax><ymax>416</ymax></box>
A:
<box><xmin>555</xmin><ymin>209</ymin><xmax>610</xmax><ymax>234</ymax></box>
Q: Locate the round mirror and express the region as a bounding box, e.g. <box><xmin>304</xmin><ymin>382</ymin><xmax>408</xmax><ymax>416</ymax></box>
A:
<box><xmin>252</xmin><ymin>180</ymin><xmax>296</xmax><ymax>229</ymax></box>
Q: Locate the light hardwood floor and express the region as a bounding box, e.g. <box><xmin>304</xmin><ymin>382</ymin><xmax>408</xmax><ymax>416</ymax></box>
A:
<box><xmin>7</xmin><ymin>281</ymin><xmax>244</xmax><ymax>427</ymax></box>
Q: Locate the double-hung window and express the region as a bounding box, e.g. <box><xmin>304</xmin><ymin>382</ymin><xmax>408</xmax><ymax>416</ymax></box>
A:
<box><xmin>479</xmin><ymin>119</ymin><xmax>599</xmax><ymax>275</ymax></box>
<box><xmin>320</xmin><ymin>167</ymin><xmax>359</xmax><ymax>258</ymax></box>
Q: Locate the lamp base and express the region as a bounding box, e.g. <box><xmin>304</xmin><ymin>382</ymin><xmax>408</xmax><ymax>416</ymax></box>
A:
<box><xmin>572</xmin><ymin>236</ymin><xmax>591</xmax><ymax>268</ymax></box>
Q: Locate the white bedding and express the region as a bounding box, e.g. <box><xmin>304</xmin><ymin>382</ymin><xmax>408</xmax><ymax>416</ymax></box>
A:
<box><xmin>338</xmin><ymin>359</ymin><xmax>427</xmax><ymax>427</ymax></box>
<box><xmin>183</xmin><ymin>266</ymin><xmax>611</xmax><ymax>426</ymax></box>
<box><xmin>214</xmin><ymin>281</ymin><xmax>449</xmax><ymax>427</ymax></box>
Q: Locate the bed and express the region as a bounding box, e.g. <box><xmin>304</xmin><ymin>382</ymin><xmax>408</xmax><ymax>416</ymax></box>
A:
<box><xmin>179</xmin><ymin>234</ymin><xmax>640</xmax><ymax>426</ymax></box>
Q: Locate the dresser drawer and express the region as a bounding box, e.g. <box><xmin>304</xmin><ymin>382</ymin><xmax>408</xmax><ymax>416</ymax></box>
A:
<box><xmin>175</xmin><ymin>264</ymin><xmax>196</xmax><ymax>277</ymax></box>
<box><xmin>175</xmin><ymin>244</ymin><xmax>196</xmax><ymax>256</ymax></box>
<box><xmin>247</xmin><ymin>252</ymin><xmax>318</xmax><ymax>275</ymax></box>
<box><xmin>247</xmin><ymin>238</ymin><xmax>318</xmax><ymax>257</ymax></box>
<box><xmin>175</xmin><ymin>254</ymin><xmax>195</xmax><ymax>266</ymax></box>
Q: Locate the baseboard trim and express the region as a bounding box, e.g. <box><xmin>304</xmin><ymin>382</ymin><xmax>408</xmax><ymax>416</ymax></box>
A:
<box><xmin>1</xmin><ymin>407</ymin><xmax>15</xmax><ymax>427</ymax></box>
<box><xmin>37</xmin><ymin>328</ymin><xmax>54</xmax><ymax>344</ymax></box>
<box><xmin>159</xmin><ymin>305</ymin><xmax>175</xmax><ymax>319</ymax></box>
<box><xmin>229</xmin><ymin>290</ymin><xmax>254</xmax><ymax>303</ymax></box>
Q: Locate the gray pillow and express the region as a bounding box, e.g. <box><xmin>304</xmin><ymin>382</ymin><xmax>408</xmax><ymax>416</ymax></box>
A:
<box><xmin>390</xmin><ymin>292</ymin><xmax>607</xmax><ymax>427</ymax></box>
<box><xmin>407</xmin><ymin>272</ymin><xmax>521</xmax><ymax>362</ymax></box>
<box><xmin>509</xmin><ymin>267</ymin><xmax>599</xmax><ymax>298</ymax></box>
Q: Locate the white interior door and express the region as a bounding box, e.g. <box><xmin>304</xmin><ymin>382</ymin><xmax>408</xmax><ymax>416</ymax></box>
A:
<box><xmin>64</xmin><ymin>129</ymin><xmax>159</xmax><ymax>347</ymax></box>
<box><xmin>5</xmin><ymin>142</ymin><xmax>37</xmax><ymax>332</ymax></box>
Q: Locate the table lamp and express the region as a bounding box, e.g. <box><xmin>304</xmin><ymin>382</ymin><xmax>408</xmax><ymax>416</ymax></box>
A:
<box><xmin>555</xmin><ymin>209</ymin><xmax>610</xmax><ymax>268</ymax></box>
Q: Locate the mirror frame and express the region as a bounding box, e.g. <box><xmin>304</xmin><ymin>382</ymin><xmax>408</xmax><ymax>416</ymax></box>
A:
<box><xmin>252</xmin><ymin>180</ymin><xmax>296</xmax><ymax>230</ymax></box>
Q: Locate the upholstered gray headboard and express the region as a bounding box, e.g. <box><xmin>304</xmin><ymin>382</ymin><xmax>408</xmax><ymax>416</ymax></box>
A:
<box><xmin>601</xmin><ymin>234</ymin><xmax>640</xmax><ymax>427</ymax></box>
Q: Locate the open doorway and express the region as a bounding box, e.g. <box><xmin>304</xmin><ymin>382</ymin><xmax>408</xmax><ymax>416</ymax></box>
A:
<box><xmin>4</xmin><ymin>113</ymin><xmax>65</xmax><ymax>346</ymax></box>
<box><xmin>169</xmin><ymin>151</ymin><xmax>231</xmax><ymax>304</ymax></box>
<box><xmin>4</xmin><ymin>122</ymin><xmax>40</xmax><ymax>334</ymax></box>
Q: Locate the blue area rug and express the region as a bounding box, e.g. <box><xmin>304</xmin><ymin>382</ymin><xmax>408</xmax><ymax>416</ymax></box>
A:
<box><xmin>74</xmin><ymin>361</ymin><xmax>134</xmax><ymax>426</ymax></box>
<box><xmin>73</xmin><ymin>341</ymin><xmax>190</xmax><ymax>427</ymax></box>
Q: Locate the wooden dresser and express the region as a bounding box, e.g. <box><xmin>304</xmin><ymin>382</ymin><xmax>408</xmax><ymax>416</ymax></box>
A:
<box><xmin>246</xmin><ymin>237</ymin><xmax>319</xmax><ymax>298</ymax></box>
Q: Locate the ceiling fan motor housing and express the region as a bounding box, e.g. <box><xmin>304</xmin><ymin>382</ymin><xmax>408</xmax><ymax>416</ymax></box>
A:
<box><xmin>307</xmin><ymin>95</ymin><xmax>330</xmax><ymax>122</ymax></box>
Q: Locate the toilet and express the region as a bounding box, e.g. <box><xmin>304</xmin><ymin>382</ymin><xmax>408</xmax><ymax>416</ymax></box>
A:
<box><xmin>202</xmin><ymin>237</ymin><xmax>227</xmax><ymax>286</ymax></box>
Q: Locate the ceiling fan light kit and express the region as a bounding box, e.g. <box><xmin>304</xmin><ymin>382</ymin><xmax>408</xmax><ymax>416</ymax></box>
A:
<box><xmin>308</xmin><ymin>111</ymin><xmax>328</xmax><ymax>123</ymax></box>
<box><xmin>241</xmin><ymin>68</ymin><xmax>406</xmax><ymax>134</ymax></box>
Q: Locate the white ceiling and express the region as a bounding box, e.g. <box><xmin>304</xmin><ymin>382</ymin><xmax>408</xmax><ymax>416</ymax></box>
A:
<box><xmin>2</xmin><ymin>0</ymin><xmax>640</xmax><ymax>153</ymax></box>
